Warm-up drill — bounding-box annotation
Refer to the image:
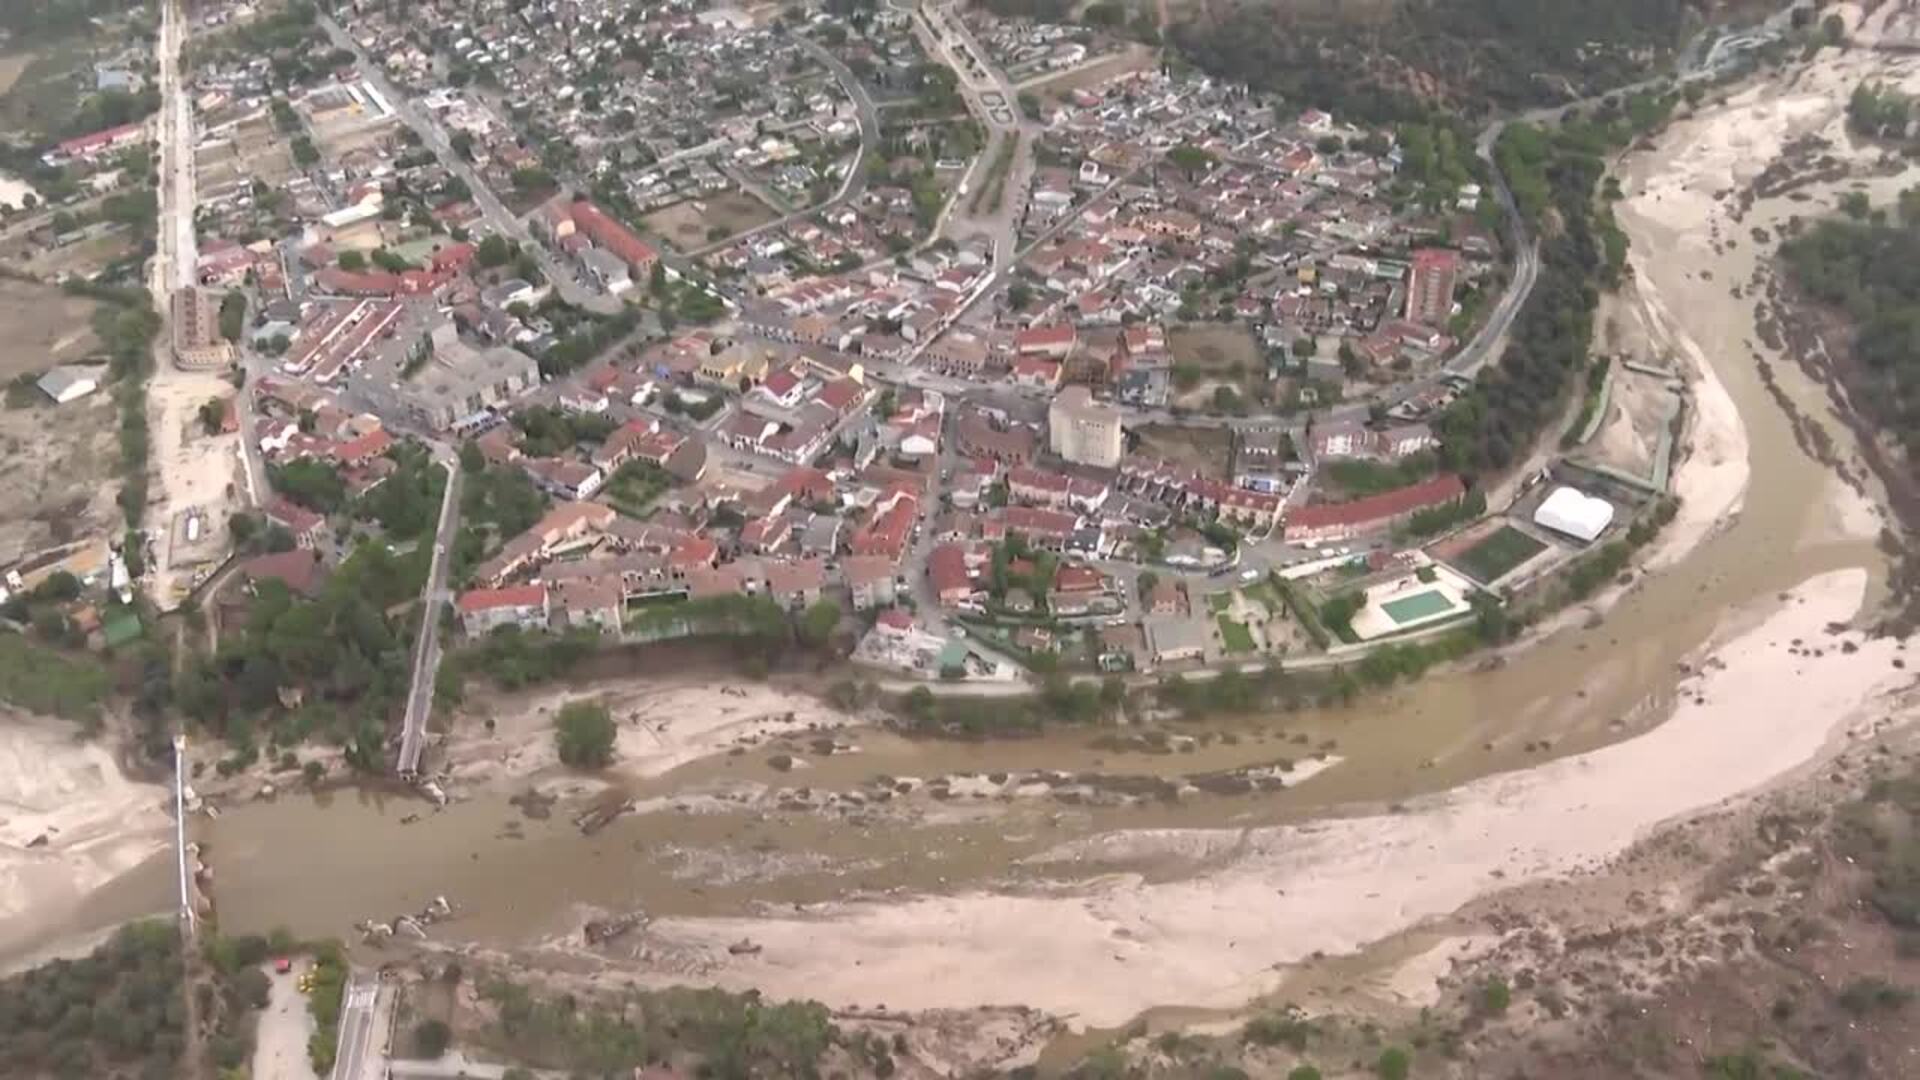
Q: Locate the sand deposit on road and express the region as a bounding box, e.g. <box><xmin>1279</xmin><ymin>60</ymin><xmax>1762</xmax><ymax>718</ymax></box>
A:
<box><xmin>641</xmin><ymin>569</ymin><xmax>1903</xmax><ymax>1025</ymax></box>
<box><xmin>0</xmin><ymin>717</ymin><xmax>172</xmax><ymax>962</ymax></box>
<box><xmin>146</xmin><ymin>366</ymin><xmax>245</xmax><ymax>608</ymax></box>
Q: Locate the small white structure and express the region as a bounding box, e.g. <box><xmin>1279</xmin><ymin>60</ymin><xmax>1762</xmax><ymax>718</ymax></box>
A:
<box><xmin>37</xmin><ymin>364</ymin><xmax>104</xmax><ymax>404</ymax></box>
<box><xmin>1533</xmin><ymin>486</ymin><xmax>1614</xmax><ymax>543</ymax></box>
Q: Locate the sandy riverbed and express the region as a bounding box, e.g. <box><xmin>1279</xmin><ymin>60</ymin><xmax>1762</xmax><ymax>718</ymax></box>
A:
<box><xmin>444</xmin><ymin>679</ymin><xmax>854</xmax><ymax>787</ymax></box>
<box><xmin>0</xmin><ymin>716</ymin><xmax>173</xmax><ymax>966</ymax></box>
<box><xmin>636</xmin><ymin>568</ymin><xmax>1903</xmax><ymax>1025</ymax></box>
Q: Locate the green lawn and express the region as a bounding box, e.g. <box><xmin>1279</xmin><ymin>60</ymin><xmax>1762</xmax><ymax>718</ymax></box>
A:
<box><xmin>604</xmin><ymin>462</ymin><xmax>670</xmax><ymax>518</ymax></box>
<box><xmin>1217</xmin><ymin>616</ymin><xmax>1256</xmax><ymax>653</ymax></box>
<box><xmin>1453</xmin><ymin>525</ymin><xmax>1548</xmax><ymax>583</ymax></box>
<box><xmin>1244</xmin><ymin>580</ymin><xmax>1283</xmax><ymax>616</ymax></box>
<box><xmin>1206</xmin><ymin>590</ymin><xmax>1234</xmax><ymax>614</ymax></box>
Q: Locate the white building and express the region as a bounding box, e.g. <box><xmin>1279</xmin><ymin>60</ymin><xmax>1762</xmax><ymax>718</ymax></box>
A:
<box><xmin>37</xmin><ymin>364</ymin><xmax>104</xmax><ymax>404</ymax></box>
<box><xmin>1048</xmin><ymin>386</ymin><xmax>1124</xmax><ymax>469</ymax></box>
<box><xmin>1533</xmin><ymin>486</ymin><xmax>1614</xmax><ymax>543</ymax></box>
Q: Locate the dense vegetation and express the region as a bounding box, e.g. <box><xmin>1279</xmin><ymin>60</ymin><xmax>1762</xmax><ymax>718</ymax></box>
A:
<box><xmin>1434</xmin><ymin>91</ymin><xmax>1676</xmax><ymax>477</ymax></box>
<box><xmin>0</xmin><ymin>626</ymin><xmax>111</xmax><ymax>721</ymax></box>
<box><xmin>0</xmin><ymin>922</ymin><xmax>267</xmax><ymax>1080</ymax></box>
<box><xmin>890</xmin><ymin>671</ymin><xmax>1128</xmax><ymax>736</ymax></box>
<box><xmin>1779</xmin><ymin>205</ymin><xmax>1920</xmax><ymax>457</ymax></box>
<box><xmin>481</xmin><ymin>979</ymin><xmax>839</xmax><ymax>1079</ymax></box>
<box><xmin>554</xmin><ymin>700</ymin><xmax>617</xmax><ymax>768</ymax></box>
<box><xmin>172</xmin><ymin>542</ymin><xmax>427</xmax><ymax>762</ymax></box>
<box><xmin>1170</xmin><ymin>0</ymin><xmax>1698</xmax><ymax>123</ymax></box>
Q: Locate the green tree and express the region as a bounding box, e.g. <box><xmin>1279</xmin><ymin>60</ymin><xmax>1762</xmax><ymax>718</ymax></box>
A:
<box><xmin>476</xmin><ymin>234</ymin><xmax>514</xmax><ymax>268</ymax></box>
<box><xmin>1167</xmin><ymin>142</ymin><xmax>1216</xmax><ymax>179</ymax></box>
<box><xmin>799</xmin><ymin>600</ymin><xmax>841</xmax><ymax>648</ymax></box>
<box><xmin>1376</xmin><ymin>1046</ymin><xmax>1411</xmax><ymax>1080</ymax></box>
<box><xmin>554</xmin><ymin>701</ymin><xmax>617</xmax><ymax>768</ymax></box>
<box><xmin>413</xmin><ymin>1019</ymin><xmax>451</xmax><ymax>1058</ymax></box>
<box><xmin>1288</xmin><ymin>1068</ymin><xmax>1323</xmax><ymax>1080</ymax></box>
<box><xmin>1479</xmin><ymin>975</ymin><xmax>1512</xmax><ymax>1015</ymax></box>
<box><xmin>218</xmin><ymin>291</ymin><xmax>246</xmax><ymax>341</ymax></box>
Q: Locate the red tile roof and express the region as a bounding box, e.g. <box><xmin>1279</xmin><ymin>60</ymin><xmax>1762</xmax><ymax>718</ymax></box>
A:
<box><xmin>1286</xmin><ymin>474</ymin><xmax>1466</xmax><ymax>531</ymax></box>
<box><xmin>927</xmin><ymin>543</ymin><xmax>972</xmax><ymax>598</ymax></box>
<box><xmin>240</xmin><ymin>550</ymin><xmax>326</xmax><ymax>597</ymax></box>
<box><xmin>455</xmin><ymin>584</ymin><xmax>548</xmax><ymax>612</ymax></box>
<box><xmin>852</xmin><ymin>493</ymin><xmax>917</xmax><ymax>559</ymax></box>
<box><xmin>571</xmin><ymin>200</ymin><xmax>659</xmax><ymax>269</ymax></box>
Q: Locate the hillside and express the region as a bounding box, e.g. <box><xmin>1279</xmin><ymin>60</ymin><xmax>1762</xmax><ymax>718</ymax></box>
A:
<box><xmin>1168</xmin><ymin>0</ymin><xmax>1740</xmax><ymax>121</ymax></box>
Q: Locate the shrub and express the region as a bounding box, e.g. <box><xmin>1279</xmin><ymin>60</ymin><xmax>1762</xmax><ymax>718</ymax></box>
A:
<box><xmin>554</xmin><ymin>701</ymin><xmax>617</xmax><ymax>769</ymax></box>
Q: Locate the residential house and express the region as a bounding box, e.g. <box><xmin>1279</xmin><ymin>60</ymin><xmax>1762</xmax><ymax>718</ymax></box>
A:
<box><xmin>457</xmin><ymin>584</ymin><xmax>551</xmax><ymax>636</ymax></box>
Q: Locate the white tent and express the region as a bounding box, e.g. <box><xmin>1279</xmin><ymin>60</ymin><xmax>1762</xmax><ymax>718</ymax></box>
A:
<box><xmin>1533</xmin><ymin>486</ymin><xmax>1614</xmax><ymax>543</ymax></box>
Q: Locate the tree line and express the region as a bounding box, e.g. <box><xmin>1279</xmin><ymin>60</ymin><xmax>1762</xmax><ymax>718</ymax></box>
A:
<box><xmin>1780</xmin><ymin>202</ymin><xmax>1920</xmax><ymax>459</ymax></box>
<box><xmin>1169</xmin><ymin>0</ymin><xmax>1694</xmax><ymax>125</ymax></box>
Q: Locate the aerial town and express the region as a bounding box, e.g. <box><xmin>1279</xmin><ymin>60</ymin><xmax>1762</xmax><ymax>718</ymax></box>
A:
<box><xmin>66</xmin><ymin>0</ymin><xmax>1660</xmax><ymax>693</ymax></box>
<box><xmin>5</xmin><ymin>0</ymin><xmax>1919</xmax><ymax>1078</ymax></box>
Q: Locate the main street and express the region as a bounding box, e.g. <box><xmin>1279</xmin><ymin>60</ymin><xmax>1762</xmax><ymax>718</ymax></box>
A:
<box><xmin>317</xmin><ymin>13</ymin><xmax>617</xmax><ymax>315</ymax></box>
<box><xmin>905</xmin><ymin>0</ymin><xmax>1038</xmax><ymax>273</ymax></box>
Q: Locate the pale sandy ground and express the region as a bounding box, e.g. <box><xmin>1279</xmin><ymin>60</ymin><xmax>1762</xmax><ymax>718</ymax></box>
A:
<box><xmin>640</xmin><ymin>569</ymin><xmax>1903</xmax><ymax>1025</ymax></box>
<box><xmin>146</xmin><ymin>366</ymin><xmax>244</xmax><ymax>609</ymax></box>
<box><xmin>0</xmin><ymin>716</ymin><xmax>172</xmax><ymax>962</ymax></box>
<box><xmin>444</xmin><ymin>679</ymin><xmax>853</xmax><ymax>787</ymax></box>
<box><xmin>1626</xmin><ymin>267</ymin><xmax>1750</xmax><ymax>573</ymax></box>
<box><xmin>252</xmin><ymin>962</ymin><xmax>320</xmax><ymax>1080</ymax></box>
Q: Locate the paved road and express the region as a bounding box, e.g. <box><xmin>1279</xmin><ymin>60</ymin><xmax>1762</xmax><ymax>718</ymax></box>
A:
<box><xmin>329</xmin><ymin>969</ymin><xmax>382</xmax><ymax>1080</ymax></box>
<box><xmin>155</xmin><ymin>0</ymin><xmax>195</xmax><ymax>294</ymax></box>
<box><xmin>318</xmin><ymin>14</ymin><xmax>617</xmax><ymax>315</ymax></box>
<box><xmin>397</xmin><ymin>454</ymin><xmax>462</xmax><ymax>777</ymax></box>
<box><xmin>908</xmin><ymin>0</ymin><xmax>1037</xmax><ymax>273</ymax></box>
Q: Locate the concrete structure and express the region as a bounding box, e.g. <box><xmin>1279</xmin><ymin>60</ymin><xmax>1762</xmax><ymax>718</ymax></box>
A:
<box><xmin>37</xmin><ymin>364</ymin><xmax>104</xmax><ymax>404</ymax></box>
<box><xmin>1533</xmin><ymin>485</ymin><xmax>1614</xmax><ymax>543</ymax></box>
<box><xmin>402</xmin><ymin>342</ymin><xmax>541</xmax><ymax>430</ymax></box>
<box><xmin>1144</xmin><ymin>615</ymin><xmax>1207</xmax><ymax>666</ymax></box>
<box><xmin>456</xmin><ymin>583</ymin><xmax>550</xmax><ymax>636</ymax></box>
<box><xmin>171</xmin><ymin>287</ymin><xmax>237</xmax><ymax>369</ymax></box>
<box><xmin>1405</xmin><ymin>248</ymin><xmax>1460</xmax><ymax>328</ymax></box>
<box><xmin>1048</xmin><ymin>386</ymin><xmax>1124</xmax><ymax>469</ymax></box>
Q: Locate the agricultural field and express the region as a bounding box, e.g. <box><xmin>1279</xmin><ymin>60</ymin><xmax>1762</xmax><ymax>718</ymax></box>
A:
<box><xmin>1450</xmin><ymin>523</ymin><xmax>1547</xmax><ymax>583</ymax></box>
<box><xmin>642</xmin><ymin>190</ymin><xmax>781</xmax><ymax>251</ymax></box>
<box><xmin>0</xmin><ymin>278</ymin><xmax>101</xmax><ymax>374</ymax></box>
<box><xmin>0</xmin><ymin>389</ymin><xmax>119</xmax><ymax>568</ymax></box>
